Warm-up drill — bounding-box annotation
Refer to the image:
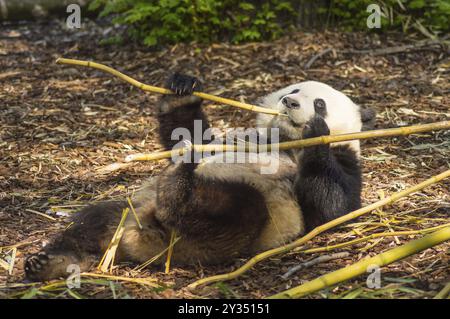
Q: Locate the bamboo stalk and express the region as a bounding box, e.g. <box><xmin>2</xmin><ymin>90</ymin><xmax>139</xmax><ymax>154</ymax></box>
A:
<box><xmin>0</xmin><ymin>257</ymin><xmax>9</xmax><ymax>271</ymax></box>
<box><xmin>80</xmin><ymin>273</ymin><xmax>160</xmax><ymax>288</ymax></box>
<box><xmin>125</xmin><ymin>121</ymin><xmax>450</xmax><ymax>162</ymax></box>
<box><xmin>97</xmin><ymin>208</ymin><xmax>129</xmax><ymax>272</ymax></box>
<box><xmin>37</xmin><ymin>274</ymin><xmax>160</xmax><ymax>291</ymax></box>
<box><xmin>134</xmin><ymin>235</ymin><xmax>181</xmax><ymax>272</ymax></box>
<box><xmin>165</xmin><ymin>230</ymin><xmax>177</xmax><ymax>274</ymax></box>
<box><xmin>127</xmin><ymin>197</ymin><xmax>143</xmax><ymax>230</ymax></box>
<box><xmin>8</xmin><ymin>247</ymin><xmax>16</xmax><ymax>275</ymax></box>
<box><xmin>55</xmin><ymin>58</ymin><xmax>282</xmax><ymax>116</ymax></box>
<box><xmin>299</xmin><ymin>222</ymin><xmax>450</xmax><ymax>254</ymax></box>
<box><xmin>268</xmin><ymin>226</ymin><xmax>450</xmax><ymax>299</ymax></box>
<box><xmin>188</xmin><ymin>169</ymin><xmax>450</xmax><ymax>289</ymax></box>
<box><xmin>433</xmin><ymin>281</ymin><xmax>450</xmax><ymax>299</ymax></box>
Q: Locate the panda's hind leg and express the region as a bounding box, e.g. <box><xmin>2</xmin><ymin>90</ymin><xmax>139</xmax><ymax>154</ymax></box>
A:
<box><xmin>25</xmin><ymin>250</ymin><xmax>93</xmax><ymax>282</ymax></box>
<box><xmin>25</xmin><ymin>201</ymin><xmax>126</xmax><ymax>281</ymax></box>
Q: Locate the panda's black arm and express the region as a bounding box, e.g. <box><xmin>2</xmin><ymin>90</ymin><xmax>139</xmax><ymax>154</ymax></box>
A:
<box><xmin>157</xmin><ymin>73</ymin><xmax>212</xmax><ymax>151</ymax></box>
<box><xmin>296</xmin><ymin>145</ymin><xmax>362</xmax><ymax>230</ymax></box>
<box><xmin>295</xmin><ymin>116</ymin><xmax>362</xmax><ymax>230</ymax></box>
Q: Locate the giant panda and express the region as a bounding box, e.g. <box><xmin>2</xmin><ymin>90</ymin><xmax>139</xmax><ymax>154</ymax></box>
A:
<box><xmin>24</xmin><ymin>73</ymin><xmax>372</xmax><ymax>281</ymax></box>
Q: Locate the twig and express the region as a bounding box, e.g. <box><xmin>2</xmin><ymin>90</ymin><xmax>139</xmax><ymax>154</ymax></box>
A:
<box><xmin>0</xmin><ymin>239</ymin><xmax>40</xmax><ymax>250</ymax></box>
<box><xmin>94</xmin><ymin>162</ymin><xmax>134</xmax><ymax>175</ymax></box>
<box><xmin>24</xmin><ymin>209</ymin><xmax>56</xmax><ymax>221</ymax></box>
<box><xmin>126</xmin><ymin>121</ymin><xmax>450</xmax><ymax>162</ymax></box>
<box><xmin>133</xmin><ymin>235</ymin><xmax>181</xmax><ymax>272</ymax></box>
<box><xmin>0</xmin><ymin>71</ymin><xmax>21</xmax><ymax>80</ymax></box>
<box><xmin>80</xmin><ymin>272</ymin><xmax>160</xmax><ymax>288</ymax></box>
<box><xmin>55</xmin><ymin>58</ymin><xmax>282</xmax><ymax>116</ymax></box>
<box><xmin>281</xmin><ymin>252</ymin><xmax>349</xmax><ymax>279</ymax></box>
<box><xmin>187</xmin><ymin>169</ymin><xmax>450</xmax><ymax>289</ymax></box>
<box><xmin>269</xmin><ymin>226</ymin><xmax>450</xmax><ymax>298</ymax></box>
<box><xmin>344</xmin><ymin>39</ymin><xmax>446</xmax><ymax>56</ymax></box>
<box><xmin>304</xmin><ymin>48</ymin><xmax>333</xmax><ymax>69</ymax></box>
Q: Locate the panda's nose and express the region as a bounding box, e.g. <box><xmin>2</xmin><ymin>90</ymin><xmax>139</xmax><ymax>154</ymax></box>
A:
<box><xmin>282</xmin><ymin>96</ymin><xmax>300</xmax><ymax>109</ymax></box>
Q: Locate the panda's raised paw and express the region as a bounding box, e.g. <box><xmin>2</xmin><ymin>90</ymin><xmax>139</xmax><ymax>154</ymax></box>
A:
<box><xmin>302</xmin><ymin>115</ymin><xmax>330</xmax><ymax>139</ymax></box>
<box><xmin>166</xmin><ymin>73</ymin><xmax>202</xmax><ymax>96</ymax></box>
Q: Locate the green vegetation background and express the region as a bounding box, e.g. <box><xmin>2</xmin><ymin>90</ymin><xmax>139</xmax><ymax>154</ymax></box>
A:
<box><xmin>89</xmin><ymin>0</ymin><xmax>450</xmax><ymax>46</ymax></box>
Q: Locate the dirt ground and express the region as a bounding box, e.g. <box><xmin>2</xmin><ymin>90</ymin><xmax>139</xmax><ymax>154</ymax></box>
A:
<box><xmin>0</xmin><ymin>19</ymin><xmax>449</xmax><ymax>299</ymax></box>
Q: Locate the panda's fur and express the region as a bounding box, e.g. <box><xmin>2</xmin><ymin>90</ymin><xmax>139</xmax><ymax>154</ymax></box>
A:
<box><xmin>25</xmin><ymin>74</ymin><xmax>370</xmax><ymax>281</ymax></box>
<box><xmin>256</xmin><ymin>81</ymin><xmax>363</xmax><ymax>153</ymax></box>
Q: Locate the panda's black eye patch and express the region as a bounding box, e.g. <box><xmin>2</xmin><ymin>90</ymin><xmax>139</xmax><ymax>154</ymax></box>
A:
<box><xmin>314</xmin><ymin>98</ymin><xmax>327</xmax><ymax>116</ymax></box>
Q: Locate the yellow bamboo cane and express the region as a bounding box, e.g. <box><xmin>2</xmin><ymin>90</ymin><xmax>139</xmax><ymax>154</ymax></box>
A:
<box><xmin>55</xmin><ymin>58</ymin><xmax>282</xmax><ymax>116</ymax></box>
<box><xmin>165</xmin><ymin>230</ymin><xmax>177</xmax><ymax>274</ymax></box>
<box><xmin>434</xmin><ymin>281</ymin><xmax>450</xmax><ymax>299</ymax></box>
<box><xmin>80</xmin><ymin>273</ymin><xmax>160</xmax><ymax>288</ymax></box>
<box><xmin>125</xmin><ymin>120</ymin><xmax>450</xmax><ymax>162</ymax></box>
<box><xmin>268</xmin><ymin>226</ymin><xmax>450</xmax><ymax>299</ymax></box>
<box><xmin>188</xmin><ymin>169</ymin><xmax>450</xmax><ymax>289</ymax></box>
<box><xmin>299</xmin><ymin>222</ymin><xmax>450</xmax><ymax>254</ymax></box>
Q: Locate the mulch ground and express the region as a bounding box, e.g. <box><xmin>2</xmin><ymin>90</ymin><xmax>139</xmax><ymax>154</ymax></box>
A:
<box><xmin>0</xmin><ymin>19</ymin><xmax>449</xmax><ymax>299</ymax></box>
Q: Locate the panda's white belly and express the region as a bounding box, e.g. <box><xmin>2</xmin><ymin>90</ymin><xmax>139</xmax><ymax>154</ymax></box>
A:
<box><xmin>196</xmin><ymin>152</ymin><xmax>305</xmax><ymax>251</ymax></box>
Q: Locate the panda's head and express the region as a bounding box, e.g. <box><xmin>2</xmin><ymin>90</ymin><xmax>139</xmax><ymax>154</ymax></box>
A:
<box><xmin>257</xmin><ymin>81</ymin><xmax>367</xmax><ymax>154</ymax></box>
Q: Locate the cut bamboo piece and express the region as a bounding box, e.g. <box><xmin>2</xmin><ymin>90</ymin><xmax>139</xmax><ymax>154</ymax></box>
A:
<box><xmin>165</xmin><ymin>230</ymin><xmax>177</xmax><ymax>274</ymax></box>
<box><xmin>97</xmin><ymin>208</ymin><xmax>129</xmax><ymax>273</ymax></box>
<box><xmin>268</xmin><ymin>226</ymin><xmax>450</xmax><ymax>299</ymax></box>
<box><xmin>188</xmin><ymin>169</ymin><xmax>450</xmax><ymax>289</ymax></box>
<box><xmin>434</xmin><ymin>281</ymin><xmax>450</xmax><ymax>299</ymax></box>
<box><xmin>55</xmin><ymin>58</ymin><xmax>282</xmax><ymax>116</ymax></box>
<box><xmin>127</xmin><ymin>197</ymin><xmax>143</xmax><ymax>230</ymax></box>
<box><xmin>125</xmin><ymin>120</ymin><xmax>450</xmax><ymax>162</ymax></box>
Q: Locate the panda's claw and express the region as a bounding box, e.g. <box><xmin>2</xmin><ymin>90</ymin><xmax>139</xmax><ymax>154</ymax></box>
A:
<box><xmin>25</xmin><ymin>250</ymin><xmax>78</xmax><ymax>282</ymax></box>
<box><xmin>26</xmin><ymin>251</ymin><xmax>49</xmax><ymax>268</ymax></box>
<box><xmin>166</xmin><ymin>73</ymin><xmax>201</xmax><ymax>96</ymax></box>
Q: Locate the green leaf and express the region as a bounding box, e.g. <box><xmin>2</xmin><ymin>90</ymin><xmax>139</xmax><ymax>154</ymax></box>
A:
<box><xmin>409</xmin><ymin>0</ymin><xmax>426</xmax><ymax>9</ymax></box>
<box><xmin>144</xmin><ymin>35</ymin><xmax>158</xmax><ymax>46</ymax></box>
<box><xmin>342</xmin><ymin>287</ymin><xmax>364</xmax><ymax>299</ymax></box>
<box><xmin>239</xmin><ymin>2</ymin><xmax>255</xmax><ymax>11</ymax></box>
<box><xmin>384</xmin><ymin>277</ymin><xmax>417</xmax><ymax>284</ymax></box>
<box><xmin>20</xmin><ymin>288</ymin><xmax>41</xmax><ymax>299</ymax></box>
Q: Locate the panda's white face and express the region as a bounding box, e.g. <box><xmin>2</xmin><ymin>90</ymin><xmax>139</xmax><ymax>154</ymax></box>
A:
<box><xmin>257</xmin><ymin>81</ymin><xmax>363</xmax><ymax>153</ymax></box>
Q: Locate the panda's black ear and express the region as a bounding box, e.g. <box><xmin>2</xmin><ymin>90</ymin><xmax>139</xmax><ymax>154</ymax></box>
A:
<box><xmin>360</xmin><ymin>106</ymin><xmax>376</xmax><ymax>131</ymax></box>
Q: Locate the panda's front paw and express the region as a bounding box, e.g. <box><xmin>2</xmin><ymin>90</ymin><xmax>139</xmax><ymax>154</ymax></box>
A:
<box><xmin>302</xmin><ymin>115</ymin><xmax>330</xmax><ymax>139</ymax></box>
<box><xmin>166</xmin><ymin>73</ymin><xmax>202</xmax><ymax>96</ymax></box>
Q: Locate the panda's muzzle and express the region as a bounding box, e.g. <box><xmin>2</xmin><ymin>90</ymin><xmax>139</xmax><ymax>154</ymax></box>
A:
<box><xmin>282</xmin><ymin>96</ymin><xmax>300</xmax><ymax>109</ymax></box>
